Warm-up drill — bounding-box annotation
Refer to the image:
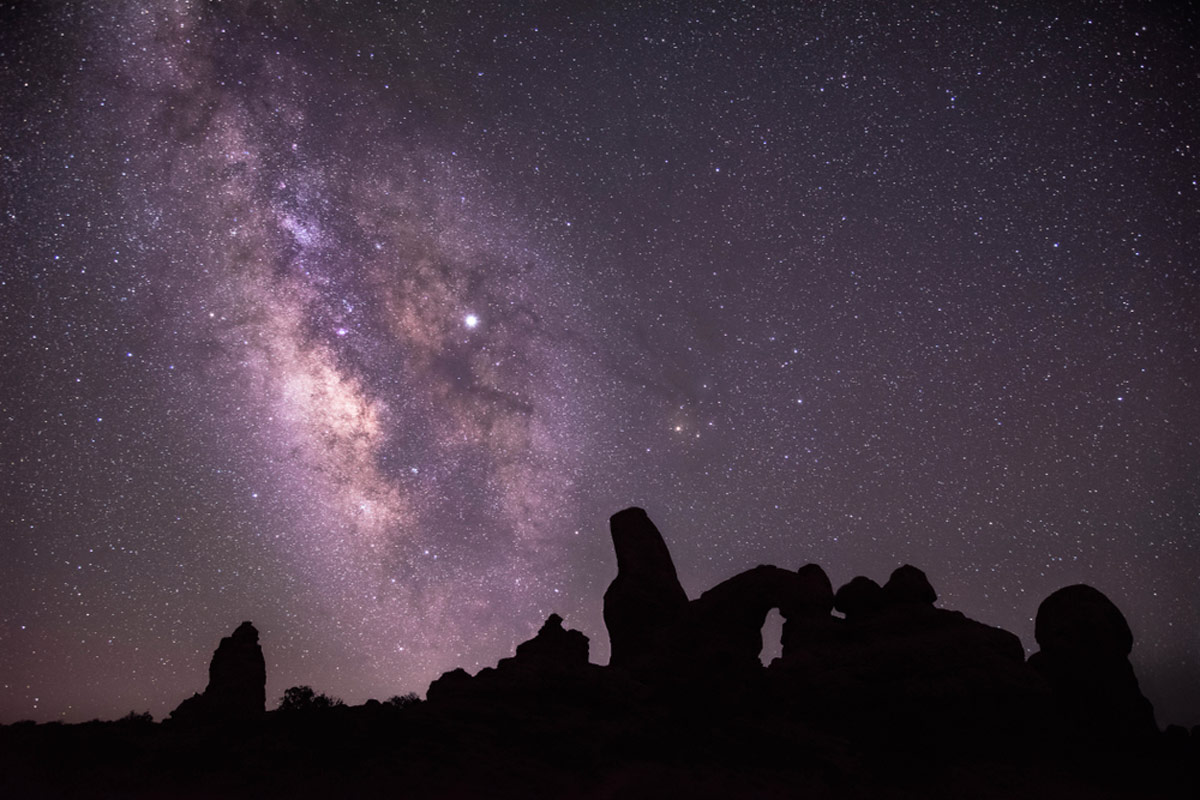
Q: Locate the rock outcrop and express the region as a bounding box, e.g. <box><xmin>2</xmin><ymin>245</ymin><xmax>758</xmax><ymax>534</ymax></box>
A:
<box><xmin>770</xmin><ymin>566</ymin><xmax>1046</xmax><ymax>743</ymax></box>
<box><xmin>833</xmin><ymin>575</ymin><xmax>884</xmax><ymax>619</ymax></box>
<box><xmin>120</xmin><ymin>508</ymin><xmax>1189</xmax><ymax>800</ymax></box>
<box><xmin>169</xmin><ymin>621</ymin><xmax>266</xmax><ymax>724</ymax></box>
<box><xmin>779</xmin><ymin>563</ymin><xmax>837</xmax><ymax>659</ymax></box>
<box><xmin>427</xmin><ymin>509</ymin><xmax>1164</xmax><ymax>758</ymax></box>
<box><xmin>426</xmin><ymin>614</ymin><xmax>615</xmax><ymax>709</ymax></box>
<box><xmin>602</xmin><ymin>507</ymin><xmax>689</xmax><ymax>676</ymax></box>
<box><xmin>1034</xmin><ymin>583</ymin><xmax>1133</xmax><ymax>656</ymax></box>
<box><xmin>882</xmin><ymin>564</ymin><xmax>937</xmax><ymax>605</ymax></box>
<box><xmin>793</xmin><ymin>563</ymin><xmax>836</xmax><ymax>615</ymax></box>
<box><xmin>425</xmin><ymin>667</ymin><xmax>473</xmax><ymax>705</ymax></box>
<box><xmin>1028</xmin><ymin>584</ymin><xmax>1157</xmax><ymax>741</ymax></box>
<box><xmin>597</xmin><ymin>509</ymin><xmax>1060</xmax><ymax>742</ymax></box>
<box><xmin>514</xmin><ymin>613</ymin><xmax>589</xmax><ymax>667</ymax></box>
<box><xmin>687</xmin><ymin>564</ymin><xmax>804</xmax><ymax>681</ymax></box>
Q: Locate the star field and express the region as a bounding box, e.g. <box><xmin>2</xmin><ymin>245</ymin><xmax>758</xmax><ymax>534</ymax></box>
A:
<box><xmin>1</xmin><ymin>1</ymin><xmax>1197</xmax><ymax>727</ymax></box>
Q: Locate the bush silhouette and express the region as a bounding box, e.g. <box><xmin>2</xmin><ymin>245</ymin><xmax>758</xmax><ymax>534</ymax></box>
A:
<box><xmin>384</xmin><ymin>692</ymin><xmax>422</xmax><ymax>709</ymax></box>
<box><xmin>278</xmin><ymin>685</ymin><xmax>343</xmax><ymax>712</ymax></box>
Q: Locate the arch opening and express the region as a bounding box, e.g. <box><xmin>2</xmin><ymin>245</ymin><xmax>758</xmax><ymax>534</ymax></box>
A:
<box><xmin>759</xmin><ymin>607</ymin><xmax>785</xmax><ymax>666</ymax></box>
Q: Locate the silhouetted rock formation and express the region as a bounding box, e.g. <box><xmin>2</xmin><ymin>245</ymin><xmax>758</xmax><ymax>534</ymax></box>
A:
<box><xmin>882</xmin><ymin>563</ymin><xmax>937</xmax><ymax>605</ymax></box>
<box><xmin>686</xmin><ymin>564</ymin><xmax>803</xmax><ymax>683</ymax></box>
<box><xmin>1035</xmin><ymin>582</ymin><xmax>1133</xmax><ymax>655</ymax></box>
<box><xmin>427</xmin><ymin>613</ymin><xmax>613</xmax><ymax>709</ymax></box>
<box><xmin>597</xmin><ymin>510</ymin><xmax>1057</xmax><ymax>743</ymax></box>
<box><xmin>425</xmin><ymin>667</ymin><xmax>473</xmax><ymax>704</ymax></box>
<box><xmin>779</xmin><ymin>563</ymin><xmax>836</xmax><ymax>659</ymax></box>
<box><xmin>169</xmin><ymin>621</ymin><xmax>266</xmax><ymax>724</ymax></box>
<box><xmin>6</xmin><ymin>508</ymin><xmax>1195</xmax><ymax>800</ymax></box>
<box><xmin>773</xmin><ymin>570</ymin><xmax>1046</xmax><ymax>745</ymax></box>
<box><xmin>793</xmin><ymin>562</ymin><xmax>836</xmax><ymax>614</ymax></box>
<box><xmin>833</xmin><ymin>575</ymin><xmax>885</xmax><ymax>619</ymax></box>
<box><xmin>603</xmin><ymin>507</ymin><xmax>688</xmax><ymax>678</ymax></box>
<box><xmin>513</xmin><ymin>613</ymin><xmax>589</xmax><ymax>666</ymax></box>
<box><xmin>1029</xmin><ymin>584</ymin><xmax>1158</xmax><ymax>741</ymax></box>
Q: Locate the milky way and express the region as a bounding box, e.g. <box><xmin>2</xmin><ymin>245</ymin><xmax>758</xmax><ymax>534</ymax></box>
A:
<box><xmin>2</xmin><ymin>1</ymin><xmax>1197</xmax><ymax>726</ymax></box>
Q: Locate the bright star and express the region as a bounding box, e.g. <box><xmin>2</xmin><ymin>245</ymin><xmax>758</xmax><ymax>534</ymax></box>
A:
<box><xmin>464</xmin><ymin>314</ymin><xmax>479</xmax><ymax>329</ymax></box>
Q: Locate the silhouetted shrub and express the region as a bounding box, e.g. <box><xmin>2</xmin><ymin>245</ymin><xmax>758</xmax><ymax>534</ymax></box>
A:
<box><xmin>278</xmin><ymin>685</ymin><xmax>343</xmax><ymax>712</ymax></box>
<box><xmin>384</xmin><ymin>692</ymin><xmax>422</xmax><ymax>709</ymax></box>
<box><xmin>279</xmin><ymin>685</ymin><xmax>316</xmax><ymax>712</ymax></box>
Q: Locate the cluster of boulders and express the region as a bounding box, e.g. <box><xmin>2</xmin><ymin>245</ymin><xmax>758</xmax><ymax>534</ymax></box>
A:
<box><xmin>426</xmin><ymin>613</ymin><xmax>614</xmax><ymax>709</ymax></box>
<box><xmin>431</xmin><ymin>506</ymin><xmax>1161</xmax><ymax>749</ymax></box>
<box><xmin>769</xmin><ymin>562</ymin><xmax>1049</xmax><ymax>742</ymax></box>
<box><xmin>169</xmin><ymin>507</ymin><xmax>1164</xmax><ymax>751</ymax></box>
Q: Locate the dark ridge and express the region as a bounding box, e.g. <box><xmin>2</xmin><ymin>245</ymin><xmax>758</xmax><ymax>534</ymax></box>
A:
<box><xmin>1</xmin><ymin>508</ymin><xmax>1194</xmax><ymax>798</ymax></box>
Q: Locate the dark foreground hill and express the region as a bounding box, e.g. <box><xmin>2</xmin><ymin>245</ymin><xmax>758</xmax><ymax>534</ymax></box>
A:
<box><xmin>2</xmin><ymin>508</ymin><xmax>1196</xmax><ymax>798</ymax></box>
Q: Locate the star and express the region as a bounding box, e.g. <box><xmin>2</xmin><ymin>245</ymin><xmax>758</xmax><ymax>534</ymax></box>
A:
<box><xmin>1</xmin><ymin>0</ymin><xmax>1194</xmax><ymax>730</ymax></box>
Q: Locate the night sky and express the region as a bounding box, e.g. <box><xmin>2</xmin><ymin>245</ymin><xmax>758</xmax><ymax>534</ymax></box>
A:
<box><xmin>2</xmin><ymin>1</ymin><xmax>1197</xmax><ymax>727</ymax></box>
